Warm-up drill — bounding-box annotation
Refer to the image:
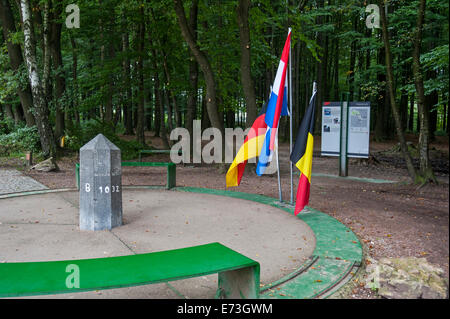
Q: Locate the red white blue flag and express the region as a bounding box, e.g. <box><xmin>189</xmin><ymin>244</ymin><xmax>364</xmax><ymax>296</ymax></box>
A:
<box><xmin>256</xmin><ymin>29</ymin><xmax>291</xmax><ymax>175</ymax></box>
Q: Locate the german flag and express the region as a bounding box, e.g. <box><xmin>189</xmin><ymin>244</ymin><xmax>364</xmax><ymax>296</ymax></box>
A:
<box><xmin>290</xmin><ymin>88</ymin><xmax>317</xmax><ymax>215</ymax></box>
<box><xmin>226</xmin><ymin>103</ymin><xmax>268</xmax><ymax>187</ymax></box>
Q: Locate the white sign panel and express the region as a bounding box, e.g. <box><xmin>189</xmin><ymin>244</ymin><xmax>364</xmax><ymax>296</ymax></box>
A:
<box><xmin>321</xmin><ymin>102</ymin><xmax>370</xmax><ymax>158</ymax></box>
<box><xmin>348</xmin><ymin>102</ymin><xmax>370</xmax><ymax>158</ymax></box>
<box><xmin>321</xmin><ymin>102</ymin><xmax>341</xmax><ymax>157</ymax></box>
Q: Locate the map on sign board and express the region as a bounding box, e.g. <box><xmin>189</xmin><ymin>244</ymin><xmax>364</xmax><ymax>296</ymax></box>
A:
<box><xmin>321</xmin><ymin>102</ymin><xmax>370</xmax><ymax>158</ymax></box>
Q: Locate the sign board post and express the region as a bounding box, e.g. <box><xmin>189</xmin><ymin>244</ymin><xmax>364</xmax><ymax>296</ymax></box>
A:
<box><xmin>79</xmin><ymin>134</ymin><xmax>123</xmax><ymax>231</ymax></box>
<box><xmin>339</xmin><ymin>93</ymin><xmax>350</xmax><ymax>177</ymax></box>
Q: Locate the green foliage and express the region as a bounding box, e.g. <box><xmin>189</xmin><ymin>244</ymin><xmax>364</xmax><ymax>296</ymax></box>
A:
<box><xmin>0</xmin><ymin>46</ymin><xmax>19</xmax><ymax>104</ymax></box>
<box><xmin>0</xmin><ymin>125</ymin><xmax>41</xmax><ymax>155</ymax></box>
<box><xmin>0</xmin><ymin>117</ymin><xmax>16</xmax><ymax>135</ymax></box>
<box><xmin>422</xmin><ymin>44</ymin><xmax>449</xmax><ymax>103</ymax></box>
<box><xmin>65</xmin><ymin>118</ymin><xmax>146</xmax><ymax>160</ymax></box>
<box><xmin>1</xmin><ymin>0</ymin><xmax>448</xmax><ymax>146</ymax></box>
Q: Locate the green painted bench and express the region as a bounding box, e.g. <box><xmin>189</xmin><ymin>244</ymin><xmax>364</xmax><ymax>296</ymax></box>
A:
<box><xmin>75</xmin><ymin>161</ymin><xmax>176</xmax><ymax>190</ymax></box>
<box><xmin>0</xmin><ymin>243</ymin><xmax>260</xmax><ymax>299</ymax></box>
<box><xmin>138</xmin><ymin>149</ymin><xmax>182</xmax><ymax>162</ymax></box>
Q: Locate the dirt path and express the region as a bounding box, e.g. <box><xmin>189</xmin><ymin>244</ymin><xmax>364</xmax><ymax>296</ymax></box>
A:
<box><xmin>15</xmin><ymin>132</ymin><xmax>449</xmax><ymax>299</ymax></box>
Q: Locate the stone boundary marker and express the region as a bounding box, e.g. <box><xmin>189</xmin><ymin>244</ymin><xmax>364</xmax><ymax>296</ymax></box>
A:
<box><xmin>79</xmin><ymin>134</ymin><xmax>122</xmax><ymax>231</ymax></box>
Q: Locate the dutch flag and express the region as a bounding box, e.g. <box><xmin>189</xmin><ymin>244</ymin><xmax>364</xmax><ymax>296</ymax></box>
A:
<box><xmin>256</xmin><ymin>29</ymin><xmax>291</xmax><ymax>176</ymax></box>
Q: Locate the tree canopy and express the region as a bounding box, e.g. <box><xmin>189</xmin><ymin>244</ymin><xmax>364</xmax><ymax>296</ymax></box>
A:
<box><xmin>0</xmin><ymin>0</ymin><xmax>448</xmax><ymax>182</ymax></box>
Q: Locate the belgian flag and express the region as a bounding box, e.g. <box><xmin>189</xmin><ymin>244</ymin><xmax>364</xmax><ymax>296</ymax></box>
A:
<box><xmin>290</xmin><ymin>88</ymin><xmax>317</xmax><ymax>215</ymax></box>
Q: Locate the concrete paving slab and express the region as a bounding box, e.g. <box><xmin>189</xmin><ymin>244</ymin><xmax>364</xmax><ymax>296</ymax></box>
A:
<box><xmin>0</xmin><ymin>192</ymin><xmax>78</xmax><ymax>225</ymax></box>
<box><xmin>0</xmin><ymin>224</ymin><xmax>131</xmax><ymax>262</ymax></box>
<box><xmin>15</xmin><ymin>283</ymin><xmax>181</xmax><ymax>299</ymax></box>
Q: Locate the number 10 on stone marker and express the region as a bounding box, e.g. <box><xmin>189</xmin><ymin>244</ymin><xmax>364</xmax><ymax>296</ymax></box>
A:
<box><xmin>84</xmin><ymin>183</ymin><xmax>120</xmax><ymax>194</ymax></box>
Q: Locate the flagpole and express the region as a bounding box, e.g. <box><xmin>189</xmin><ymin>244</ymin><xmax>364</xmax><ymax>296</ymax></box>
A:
<box><xmin>288</xmin><ymin>28</ymin><xmax>294</xmax><ymax>205</ymax></box>
<box><xmin>312</xmin><ymin>81</ymin><xmax>317</xmax><ymax>101</ymax></box>
<box><xmin>276</xmin><ymin>131</ymin><xmax>283</xmax><ymax>202</ymax></box>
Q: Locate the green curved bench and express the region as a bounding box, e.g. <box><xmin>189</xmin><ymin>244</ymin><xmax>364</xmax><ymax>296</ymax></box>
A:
<box><xmin>0</xmin><ymin>243</ymin><xmax>260</xmax><ymax>299</ymax></box>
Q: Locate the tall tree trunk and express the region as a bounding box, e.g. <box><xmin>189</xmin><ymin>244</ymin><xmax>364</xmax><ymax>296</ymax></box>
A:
<box><xmin>136</xmin><ymin>6</ymin><xmax>146</xmax><ymax>145</ymax></box>
<box><xmin>375</xmin><ymin>45</ymin><xmax>387</xmax><ymax>141</ymax></box>
<box><xmin>122</xmin><ymin>32</ymin><xmax>134</xmax><ymax>135</ymax></box>
<box><xmin>3</xmin><ymin>104</ymin><xmax>15</xmax><ymax>121</ymax></box>
<box><xmin>149</xmin><ymin>33</ymin><xmax>169</xmax><ymax>148</ymax></box>
<box><xmin>411</xmin><ymin>0</ymin><xmax>436</xmax><ymax>183</ymax></box>
<box><xmin>314</xmin><ymin>0</ymin><xmax>325</xmax><ymax>134</ymax></box>
<box><xmin>408</xmin><ymin>93</ymin><xmax>415</xmax><ymax>132</ymax></box>
<box><xmin>0</xmin><ymin>0</ymin><xmax>35</xmax><ymax>126</ymax></box>
<box><xmin>399</xmin><ymin>63</ymin><xmax>409</xmax><ymax>132</ymax></box>
<box><xmin>163</xmin><ymin>88</ymin><xmax>173</xmax><ymax>132</ymax></box>
<box><xmin>161</xmin><ymin>53</ymin><xmax>179</xmax><ymax>130</ymax></box>
<box><xmin>12</xmin><ymin>104</ymin><xmax>24</xmax><ymax>124</ymax></box>
<box><xmin>236</xmin><ymin>0</ymin><xmax>257</xmax><ymax>127</ymax></box>
<box><xmin>294</xmin><ymin>41</ymin><xmax>301</xmax><ymax>131</ymax></box>
<box><xmin>20</xmin><ymin>0</ymin><xmax>56</xmax><ymax>158</ymax></box>
<box><xmin>98</xmin><ymin>0</ymin><xmax>105</xmax><ymax>120</ymax></box>
<box><xmin>426</xmin><ymin>93</ymin><xmax>437</xmax><ymax>139</ymax></box>
<box><xmin>201</xmin><ymin>91</ymin><xmax>210</xmax><ymax>130</ymax></box>
<box><xmin>442</xmin><ymin>95</ymin><xmax>447</xmax><ymax>133</ymax></box>
<box><xmin>158</xmin><ymin>85</ymin><xmax>169</xmax><ymax>149</ymax></box>
<box><xmin>322</xmin><ymin>13</ymin><xmax>329</xmax><ymax>102</ymax></box>
<box><xmin>348</xmin><ymin>15</ymin><xmax>358</xmax><ymax>101</ymax></box>
<box><xmin>145</xmin><ymin>90</ymin><xmax>152</xmax><ymax>131</ymax></box>
<box><xmin>379</xmin><ymin>0</ymin><xmax>417</xmax><ymax>182</ymax></box>
<box><xmin>426</xmin><ymin>71</ymin><xmax>438</xmax><ymax>141</ymax></box>
<box><xmin>173</xmin><ymin>0</ymin><xmax>223</xmax><ymax>134</ymax></box>
<box><xmin>445</xmin><ymin>99</ymin><xmax>449</xmax><ymax>134</ymax></box>
<box><xmin>104</xmin><ymin>43</ymin><xmax>115</xmax><ymax>125</ymax></box>
<box><xmin>185</xmin><ymin>0</ymin><xmax>198</xmax><ymax>157</ymax></box>
<box><xmin>69</xmin><ymin>32</ymin><xmax>80</xmax><ymax>124</ymax></box>
<box><xmin>42</xmin><ymin>1</ymin><xmax>52</xmax><ymax>111</ymax></box>
<box><xmin>103</xmin><ymin>5</ymin><xmax>115</xmax><ymax>127</ymax></box>
<box><xmin>50</xmin><ymin>1</ymin><xmax>66</xmax><ymax>139</ymax></box>
<box><xmin>333</xmin><ymin>14</ymin><xmax>341</xmax><ymax>101</ymax></box>
<box><xmin>153</xmin><ymin>84</ymin><xmax>161</xmax><ymax>137</ymax></box>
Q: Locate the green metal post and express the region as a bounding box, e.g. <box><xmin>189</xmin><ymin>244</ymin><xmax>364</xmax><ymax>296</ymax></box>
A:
<box><xmin>76</xmin><ymin>163</ymin><xmax>80</xmax><ymax>190</ymax></box>
<box><xmin>167</xmin><ymin>163</ymin><xmax>176</xmax><ymax>189</ymax></box>
<box><xmin>339</xmin><ymin>92</ymin><xmax>350</xmax><ymax>177</ymax></box>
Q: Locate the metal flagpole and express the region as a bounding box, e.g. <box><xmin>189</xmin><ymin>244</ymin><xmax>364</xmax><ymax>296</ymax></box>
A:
<box><xmin>276</xmin><ymin>27</ymin><xmax>292</xmax><ymax>203</ymax></box>
<box><xmin>289</xmin><ymin>29</ymin><xmax>294</xmax><ymax>205</ymax></box>
<box><xmin>275</xmin><ymin>131</ymin><xmax>282</xmax><ymax>202</ymax></box>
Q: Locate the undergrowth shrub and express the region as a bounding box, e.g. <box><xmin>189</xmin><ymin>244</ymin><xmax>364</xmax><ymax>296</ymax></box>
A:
<box><xmin>0</xmin><ymin>125</ymin><xmax>41</xmax><ymax>155</ymax></box>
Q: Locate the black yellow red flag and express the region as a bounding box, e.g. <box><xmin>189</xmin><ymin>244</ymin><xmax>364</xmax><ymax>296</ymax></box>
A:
<box><xmin>290</xmin><ymin>87</ymin><xmax>317</xmax><ymax>215</ymax></box>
